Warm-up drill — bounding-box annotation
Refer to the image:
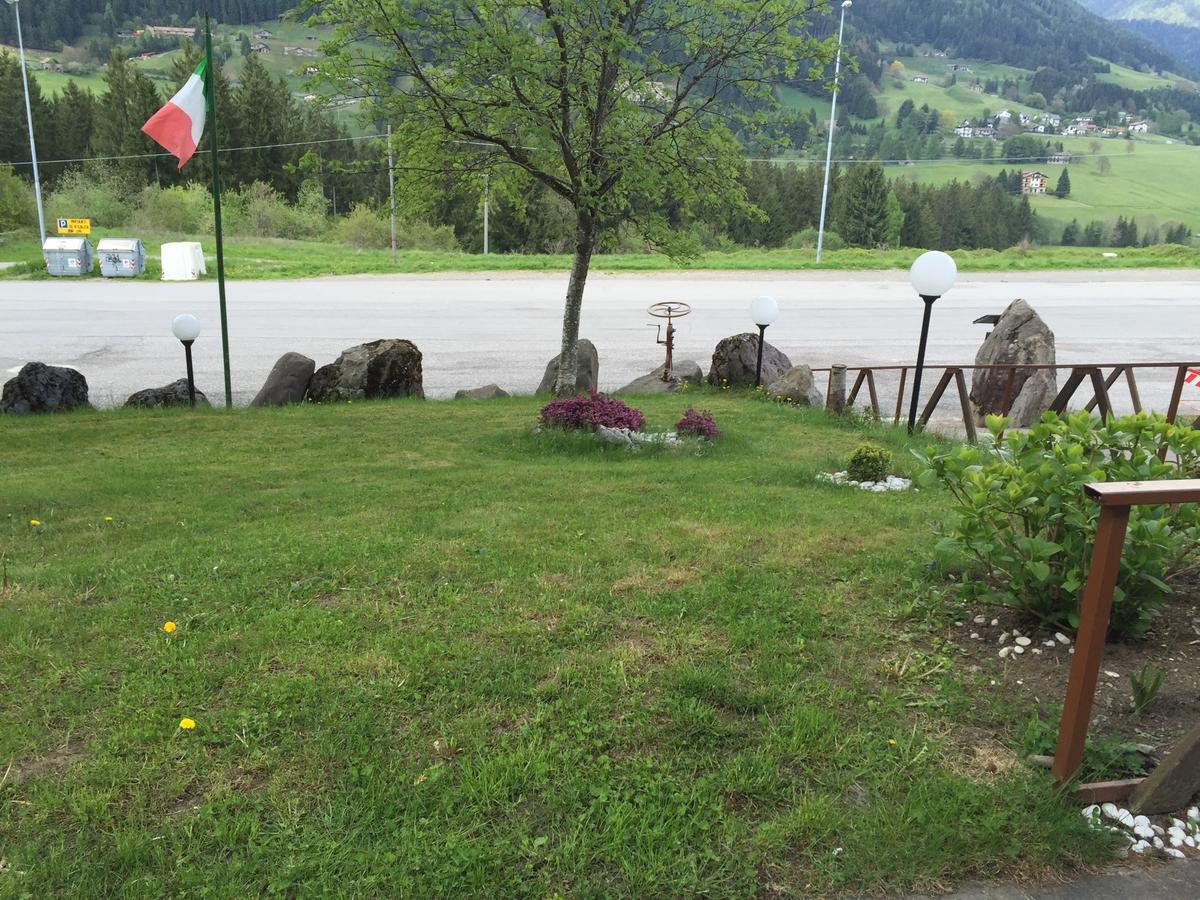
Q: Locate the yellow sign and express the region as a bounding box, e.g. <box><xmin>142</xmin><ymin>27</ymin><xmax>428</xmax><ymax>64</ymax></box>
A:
<box><xmin>56</xmin><ymin>217</ymin><xmax>91</xmax><ymax>236</ymax></box>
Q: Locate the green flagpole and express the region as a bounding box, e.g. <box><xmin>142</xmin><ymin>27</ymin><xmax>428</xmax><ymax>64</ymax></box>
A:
<box><xmin>203</xmin><ymin>13</ymin><xmax>233</xmax><ymax>409</ymax></box>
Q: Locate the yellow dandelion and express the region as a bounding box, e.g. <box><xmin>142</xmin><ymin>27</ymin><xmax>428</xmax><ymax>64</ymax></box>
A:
<box><xmin>163</xmin><ymin>621</ymin><xmax>177</xmax><ymax>634</ymax></box>
<box><xmin>179</xmin><ymin>717</ymin><xmax>196</xmax><ymax>730</ymax></box>
<box><xmin>104</xmin><ymin>516</ymin><xmax>114</xmax><ymax>523</ymax></box>
<box><xmin>887</xmin><ymin>738</ymin><xmax>897</xmax><ymax>746</ymax></box>
<box><xmin>30</xmin><ymin>519</ymin><xmax>41</xmax><ymax>527</ymax></box>
<box><xmin>413</xmin><ymin>771</ymin><xmax>428</xmax><ymax>786</ymax></box>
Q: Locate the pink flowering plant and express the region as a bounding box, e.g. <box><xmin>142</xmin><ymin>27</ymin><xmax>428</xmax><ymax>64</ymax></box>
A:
<box><xmin>675</xmin><ymin>408</ymin><xmax>719</xmax><ymax>440</ymax></box>
<box><xmin>539</xmin><ymin>390</ymin><xmax>646</xmax><ymax>432</ymax></box>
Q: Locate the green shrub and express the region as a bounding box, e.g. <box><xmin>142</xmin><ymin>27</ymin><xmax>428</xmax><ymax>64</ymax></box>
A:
<box><xmin>0</xmin><ymin>164</ymin><xmax>36</xmax><ymax>232</ymax></box>
<box><xmin>46</xmin><ymin>166</ymin><xmax>136</xmax><ymax>227</ymax></box>
<box><xmin>133</xmin><ymin>183</ymin><xmax>212</xmax><ymax>234</ymax></box>
<box><xmin>787</xmin><ymin>227</ymin><xmax>846</xmax><ymax>251</ymax></box>
<box><xmin>916</xmin><ymin>412</ymin><xmax>1200</xmax><ymax>638</ymax></box>
<box><xmin>331</xmin><ymin>204</ymin><xmax>459</xmax><ymax>251</ymax></box>
<box><xmin>847</xmin><ymin>443</ymin><xmax>892</xmax><ymax>482</ymax></box>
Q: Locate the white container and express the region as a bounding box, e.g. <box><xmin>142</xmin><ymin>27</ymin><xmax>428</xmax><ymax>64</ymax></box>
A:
<box><xmin>160</xmin><ymin>242</ymin><xmax>207</xmax><ymax>281</ymax></box>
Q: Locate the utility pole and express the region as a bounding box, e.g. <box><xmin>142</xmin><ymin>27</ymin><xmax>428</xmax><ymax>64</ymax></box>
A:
<box><xmin>387</xmin><ymin>123</ymin><xmax>397</xmax><ymax>264</ymax></box>
<box><xmin>6</xmin><ymin>0</ymin><xmax>46</xmax><ymax>241</ymax></box>
<box><xmin>816</xmin><ymin>0</ymin><xmax>852</xmax><ymax>264</ymax></box>
<box><xmin>482</xmin><ymin>173</ymin><xmax>490</xmax><ymax>255</ymax></box>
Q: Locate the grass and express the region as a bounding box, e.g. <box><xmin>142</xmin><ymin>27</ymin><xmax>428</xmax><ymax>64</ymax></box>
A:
<box><xmin>3</xmin><ymin>228</ymin><xmax>1199</xmax><ymax>281</ymax></box>
<box><xmin>0</xmin><ymin>396</ymin><xmax>1112</xmax><ymax>895</ymax></box>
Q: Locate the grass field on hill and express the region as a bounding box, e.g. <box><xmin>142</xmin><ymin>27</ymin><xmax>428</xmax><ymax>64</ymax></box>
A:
<box><xmin>0</xmin><ymin>397</ymin><xmax>1110</xmax><ymax>895</ymax></box>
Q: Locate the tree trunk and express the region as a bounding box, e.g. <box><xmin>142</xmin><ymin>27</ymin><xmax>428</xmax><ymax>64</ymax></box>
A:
<box><xmin>553</xmin><ymin>212</ymin><xmax>597</xmax><ymax>396</ymax></box>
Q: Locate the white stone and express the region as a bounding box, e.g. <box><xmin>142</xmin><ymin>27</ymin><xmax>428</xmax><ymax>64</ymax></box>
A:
<box><xmin>1043</xmin><ymin>640</ymin><xmax>1057</xmax><ymax>648</ymax></box>
<box><xmin>1186</xmin><ymin>836</ymin><xmax>1196</xmax><ymax>848</ymax></box>
<box><xmin>1101</xmin><ymin>802</ymin><xmax>1120</xmax><ymax>820</ymax></box>
<box><xmin>1082</xmin><ymin>805</ymin><xmax>1100</xmax><ymax>819</ymax></box>
<box><xmin>1165</xmin><ymin>848</ymin><xmax>1186</xmax><ymax>859</ymax></box>
<box><xmin>999</xmin><ymin>646</ymin><xmax>1013</xmax><ymax>658</ymax></box>
<box><xmin>973</xmin><ymin>615</ymin><xmax>986</xmax><ymax>624</ymax></box>
<box><xmin>1133</xmin><ymin>815</ymin><xmax>1151</xmax><ymax>828</ymax></box>
<box><xmin>1189</xmin><ymin>807</ymin><xmax>1199</xmax><ymax>822</ymax></box>
<box><xmin>1171</xmin><ymin>818</ymin><xmax>1186</xmax><ymax>830</ymax></box>
<box><xmin>1015</xmin><ymin>636</ymin><xmax>1032</xmax><ymax>647</ymax></box>
<box><xmin>1013</xmin><ymin>645</ymin><xmax>1025</xmax><ymax>655</ymax></box>
<box><xmin>1153</xmin><ymin>837</ymin><xmax>1164</xmax><ymax>850</ymax></box>
<box><xmin>990</xmin><ymin>618</ymin><xmax>999</xmax><ymax>626</ymax></box>
<box><xmin>1055</xmin><ymin>632</ymin><xmax>1071</xmax><ymax>645</ymax></box>
<box><xmin>999</xmin><ymin>632</ymin><xmax>1010</xmax><ymax>644</ymax></box>
<box><xmin>1131</xmin><ymin>840</ymin><xmax>1149</xmax><ymax>854</ymax></box>
<box><xmin>1170</xmin><ymin>835</ymin><xmax>1185</xmax><ymax>848</ymax></box>
<box><xmin>1104</xmin><ymin>670</ymin><xmax>1120</xmax><ymax>678</ymax></box>
<box><xmin>1117</xmin><ymin>809</ymin><xmax>1136</xmax><ymax>827</ymax></box>
<box><xmin>1134</xmin><ymin>824</ymin><xmax>1155</xmax><ymax>839</ymax></box>
<box><xmin>970</xmin><ymin>632</ymin><xmax>980</xmax><ymax>640</ymax></box>
<box><xmin>1152</xmin><ymin>824</ymin><xmax>1165</xmax><ymax>837</ymax></box>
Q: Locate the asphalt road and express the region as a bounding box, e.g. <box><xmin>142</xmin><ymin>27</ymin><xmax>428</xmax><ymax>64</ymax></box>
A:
<box><xmin>2</xmin><ymin>270</ymin><xmax>1198</xmax><ymax>416</ymax></box>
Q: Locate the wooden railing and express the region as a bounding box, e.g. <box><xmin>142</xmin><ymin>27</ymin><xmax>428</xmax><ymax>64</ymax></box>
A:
<box><xmin>1052</xmin><ymin>479</ymin><xmax>1200</xmax><ymax>811</ymax></box>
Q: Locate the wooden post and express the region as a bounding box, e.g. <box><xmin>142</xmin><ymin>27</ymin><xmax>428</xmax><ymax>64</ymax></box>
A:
<box><xmin>918</xmin><ymin>368</ymin><xmax>955</xmax><ymax>428</ymax></box>
<box><xmin>893</xmin><ymin>367</ymin><xmax>908</xmax><ymax>426</ymax></box>
<box><xmin>953</xmin><ymin>368</ymin><xmax>978</xmax><ymax>443</ymax></box>
<box><xmin>827</xmin><ymin>364</ymin><xmax>847</xmax><ymax>415</ymax></box>
<box><xmin>1052</xmin><ymin>504</ymin><xmax>1131</xmax><ymax>783</ymax></box>
<box><xmin>1123</xmin><ymin>367</ymin><xmax>1142</xmax><ymax>414</ymax></box>
<box><xmin>1129</xmin><ymin>721</ymin><xmax>1200</xmax><ymax>814</ymax></box>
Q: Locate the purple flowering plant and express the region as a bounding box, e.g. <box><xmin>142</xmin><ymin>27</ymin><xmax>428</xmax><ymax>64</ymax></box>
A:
<box><xmin>675</xmin><ymin>408</ymin><xmax>719</xmax><ymax>439</ymax></box>
<box><xmin>539</xmin><ymin>390</ymin><xmax>646</xmax><ymax>432</ymax></box>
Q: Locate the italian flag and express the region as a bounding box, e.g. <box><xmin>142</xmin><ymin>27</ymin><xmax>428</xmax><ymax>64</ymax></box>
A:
<box><xmin>142</xmin><ymin>56</ymin><xmax>208</xmax><ymax>168</ymax></box>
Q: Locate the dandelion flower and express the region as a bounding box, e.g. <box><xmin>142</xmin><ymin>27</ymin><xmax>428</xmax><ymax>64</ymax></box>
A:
<box><xmin>887</xmin><ymin>738</ymin><xmax>897</xmax><ymax>746</ymax></box>
<box><xmin>163</xmin><ymin>621</ymin><xmax>177</xmax><ymax>634</ymax></box>
<box><xmin>30</xmin><ymin>519</ymin><xmax>41</xmax><ymax>527</ymax></box>
<box><xmin>179</xmin><ymin>718</ymin><xmax>196</xmax><ymax>730</ymax></box>
<box><xmin>103</xmin><ymin>516</ymin><xmax>114</xmax><ymax>523</ymax></box>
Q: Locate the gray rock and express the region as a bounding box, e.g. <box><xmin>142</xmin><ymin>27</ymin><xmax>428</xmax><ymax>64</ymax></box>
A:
<box><xmin>767</xmin><ymin>365</ymin><xmax>824</xmax><ymax>407</ymax></box>
<box><xmin>306</xmin><ymin>339</ymin><xmax>424</xmax><ymax>402</ymax></box>
<box><xmin>707</xmin><ymin>333</ymin><xmax>792</xmax><ymax>388</ymax></box>
<box><xmin>616</xmin><ymin>360</ymin><xmax>704</xmax><ymax>394</ymax></box>
<box><xmin>455</xmin><ymin>384</ymin><xmax>509</xmax><ymax>400</ymax></box>
<box><xmin>970</xmin><ymin>299</ymin><xmax>1057</xmax><ymax>427</ymax></box>
<box><xmin>250</xmin><ymin>352</ymin><xmax>316</xmax><ymax>407</ymax></box>
<box><xmin>125</xmin><ymin>378</ymin><xmax>210</xmax><ymax>408</ymax></box>
<box><xmin>536</xmin><ymin>339</ymin><xmax>599</xmax><ymax>395</ymax></box>
<box><xmin>1</xmin><ymin>362</ymin><xmax>90</xmax><ymax>415</ymax></box>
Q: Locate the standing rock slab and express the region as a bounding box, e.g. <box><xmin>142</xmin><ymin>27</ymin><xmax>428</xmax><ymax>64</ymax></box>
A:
<box><xmin>125</xmin><ymin>379</ymin><xmax>211</xmax><ymax>408</ymax></box>
<box><xmin>306</xmin><ymin>339</ymin><xmax>424</xmax><ymax>402</ymax></box>
<box><xmin>708</xmin><ymin>333</ymin><xmax>792</xmax><ymax>388</ymax></box>
<box><xmin>455</xmin><ymin>384</ymin><xmax>510</xmax><ymax>400</ymax></box>
<box><xmin>1</xmin><ymin>362</ymin><xmax>90</xmax><ymax>415</ymax></box>
<box><xmin>536</xmin><ymin>339</ymin><xmax>599</xmax><ymax>395</ymax></box>
<box><xmin>251</xmin><ymin>352</ymin><xmax>316</xmax><ymax>407</ymax></box>
<box><xmin>616</xmin><ymin>360</ymin><xmax>704</xmax><ymax>394</ymax></box>
<box><xmin>970</xmin><ymin>299</ymin><xmax>1056</xmax><ymax>427</ymax></box>
<box><xmin>767</xmin><ymin>365</ymin><xmax>824</xmax><ymax>407</ymax></box>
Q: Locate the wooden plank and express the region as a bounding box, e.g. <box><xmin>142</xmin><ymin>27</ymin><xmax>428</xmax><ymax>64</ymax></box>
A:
<box><xmin>1087</xmin><ymin>367</ymin><xmax>1113</xmax><ymax>420</ymax></box>
<box><xmin>1129</xmin><ymin>721</ymin><xmax>1200</xmax><ymax>815</ymax></box>
<box><xmin>918</xmin><ymin>369</ymin><xmax>954</xmax><ymax>427</ymax></box>
<box><xmin>1073</xmin><ymin>778</ymin><xmax>1144</xmax><ymax>804</ymax></box>
<box><xmin>1049</xmin><ymin>367</ymin><xmax>1087</xmax><ymax>415</ymax></box>
<box><xmin>1084</xmin><ymin>367</ymin><xmax>1122</xmax><ymax>413</ymax></box>
<box><xmin>847</xmin><ymin>369</ymin><xmax>866</xmax><ymax>406</ymax></box>
<box><xmin>1123</xmin><ymin>367</ymin><xmax>1142</xmax><ymax>413</ymax></box>
<box><xmin>953</xmin><ymin>368</ymin><xmax>978</xmax><ymax>443</ymax></box>
<box><xmin>864</xmin><ymin>369</ymin><xmax>880</xmax><ymax>418</ymax></box>
<box><xmin>1052</xmin><ymin>505</ymin><xmax>1131</xmax><ymax>783</ymax></box>
<box><xmin>1084</xmin><ymin>480</ymin><xmax>1200</xmax><ymax>506</ymax></box>
<box><xmin>893</xmin><ymin>367</ymin><xmax>907</xmax><ymax>426</ymax></box>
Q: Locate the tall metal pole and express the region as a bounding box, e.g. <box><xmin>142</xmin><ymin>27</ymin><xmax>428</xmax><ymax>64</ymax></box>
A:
<box><xmin>387</xmin><ymin>123</ymin><xmax>397</xmax><ymax>264</ymax></box>
<box><xmin>816</xmin><ymin>0</ymin><xmax>851</xmax><ymax>264</ymax></box>
<box><xmin>182</xmin><ymin>340</ymin><xmax>197</xmax><ymax>409</ymax></box>
<box><xmin>8</xmin><ymin>0</ymin><xmax>46</xmax><ymax>241</ymax></box>
<box><xmin>203</xmin><ymin>15</ymin><xmax>232</xmax><ymax>409</ymax></box>
<box><xmin>906</xmin><ymin>295</ymin><xmax>936</xmax><ymax>434</ymax></box>
<box><xmin>482</xmin><ymin>173</ymin><xmax>490</xmax><ymax>255</ymax></box>
<box><xmin>754</xmin><ymin>324</ymin><xmax>768</xmax><ymax>387</ymax></box>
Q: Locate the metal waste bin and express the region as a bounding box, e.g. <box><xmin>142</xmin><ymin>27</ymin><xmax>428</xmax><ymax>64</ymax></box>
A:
<box><xmin>97</xmin><ymin>238</ymin><xmax>146</xmax><ymax>278</ymax></box>
<box><xmin>43</xmin><ymin>237</ymin><xmax>94</xmax><ymax>277</ymax></box>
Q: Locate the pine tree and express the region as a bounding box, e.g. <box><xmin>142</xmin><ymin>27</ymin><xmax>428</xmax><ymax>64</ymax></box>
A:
<box><xmin>1061</xmin><ymin>219</ymin><xmax>1079</xmax><ymax>245</ymax></box>
<box><xmin>1054</xmin><ymin>167</ymin><xmax>1071</xmax><ymax>198</ymax></box>
<box><xmin>833</xmin><ymin>162</ymin><xmax>890</xmax><ymax>248</ymax></box>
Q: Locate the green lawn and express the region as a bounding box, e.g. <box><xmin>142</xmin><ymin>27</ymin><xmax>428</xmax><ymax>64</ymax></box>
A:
<box><xmin>3</xmin><ymin>229</ymin><xmax>1199</xmax><ymax>280</ymax></box>
<box><xmin>0</xmin><ymin>397</ymin><xmax>1111</xmax><ymax>895</ymax></box>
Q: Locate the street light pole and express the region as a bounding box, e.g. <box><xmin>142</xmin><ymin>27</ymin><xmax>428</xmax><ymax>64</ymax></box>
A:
<box><xmin>906</xmin><ymin>295</ymin><xmax>936</xmax><ymax>434</ymax></box>
<box><xmin>172</xmin><ymin>315</ymin><xmax>202</xmax><ymax>410</ymax></box>
<box><xmin>816</xmin><ymin>0</ymin><xmax>851</xmax><ymax>264</ymax></box>
<box><xmin>482</xmin><ymin>173</ymin><xmax>490</xmax><ymax>255</ymax></box>
<box><xmin>905</xmin><ymin>251</ymin><xmax>958</xmax><ymax>434</ymax></box>
<box><xmin>6</xmin><ymin>0</ymin><xmax>46</xmax><ymax>241</ymax></box>
<box><xmin>749</xmin><ymin>295</ymin><xmax>779</xmax><ymax>388</ymax></box>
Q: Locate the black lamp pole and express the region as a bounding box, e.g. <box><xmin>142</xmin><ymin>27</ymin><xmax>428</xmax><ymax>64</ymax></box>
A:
<box><xmin>754</xmin><ymin>323</ymin><xmax>768</xmax><ymax>387</ymax></box>
<box><xmin>906</xmin><ymin>294</ymin><xmax>938</xmax><ymax>434</ymax></box>
<box><xmin>181</xmin><ymin>339</ymin><xmax>197</xmax><ymax>409</ymax></box>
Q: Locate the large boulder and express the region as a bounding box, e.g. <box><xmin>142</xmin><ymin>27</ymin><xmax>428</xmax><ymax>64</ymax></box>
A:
<box><xmin>970</xmin><ymin>299</ymin><xmax>1057</xmax><ymax>427</ymax></box>
<box><xmin>536</xmin><ymin>339</ymin><xmax>599</xmax><ymax>395</ymax></box>
<box><xmin>1</xmin><ymin>362</ymin><xmax>90</xmax><ymax>415</ymax></box>
<box><xmin>616</xmin><ymin>360</ymin><xmax>704</xmax><ymax>394</ymax></box>
<box><xmin>306</xmin><ymin>339</ymin><xmax>424</xmax><ymax>403</ymax></box>
<box><xmin>250</xmin><ymin>352</ymin><xmax>316</xmax><ymax>407</ymax></box>
<box><xmin>125</xmin><ymin>379</ymin><xmax>210</xmax><ymax>408</ymax></box>
<box><xmin>455</xmin><ymin>384</ymin><xmax>509</xmax><ymax>400</ymax></box>
<box><xmin>707</xmin><ymin>333</ymin><xmax>792</xmax><ymax>388</ymax></box>
<box><xmin>767</xmin><ymin>365</ymin><xmax>824</xmax><ymax>407</ymax></box>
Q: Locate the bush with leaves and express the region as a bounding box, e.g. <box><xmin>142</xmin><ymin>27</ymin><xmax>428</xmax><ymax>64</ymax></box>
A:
<box><xmin>847</xmin><ymin>443</ymin><xmax>892</xmax><ymax>482</ymax></box>
<box><xmin>675</xmin><ymin>408</ymin><xmax>719</xmax><ymax>439</ymax></box>
<box><xmin>539</xmin><ymin>390</ymin><xmax>645</xmax><ymax>432</ymax></box>
<box><xmin>0</xmin><ymin>165</ymin><xmax>36</xmax><ymax>232</ymax></box>
<box><xmin>916</xmin><ymin>412</ymin><xmax>1200</xmax><ymax>638</ymax></box>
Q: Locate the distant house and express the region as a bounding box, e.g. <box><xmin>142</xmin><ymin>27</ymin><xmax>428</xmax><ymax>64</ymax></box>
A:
<box><xmin>146</xmin><ymin>25</ymin><xmax>195</xmax><ymax>37</ymax></box>
<box><xmin>1101</xmin><ymin>126</ymin><xmax>1126</xmax><ymax>137</ymax></box>
<box><xmin>1021</xmin><ymin>171</ymin><xmax>1048</xmax><ymax>194</ymax></box>
<box><xmin>994</xmin><ymin>109</ymin><xmax>1013</xmax><ymax>123</ymax></box>
<box><xmin>973</xmin><ymin>125</ymin><xmax>995</xmax><ymax>138</ymax></box>
<box><xmin>948</xmin><ymin>63</ymin><xmax>972</xmax><ymax>73</ymax></box>
<box><xmin>1018</xmin><ymin>112</ymin><xmax>1031</xmax><ymax>125</ymax></box>
<box><xmin>954</xmin><ymin>122</ymin><xmax>974</xmax><ymax>138</ymax></box>
<box><xmin>250</xmin><ymin>42</ymin><xmax>271</xmax><ymax>54</ymax></box>
<box><xmin>968</xmin><ymin>82</ymin><xmax>984</xmax><ymax>94</ymax></box>
<box><xmin>255</xmin><ymin>29</ymin><xmax>274</xmax><ymax>39</ymax></box>
<box><xmin>1129</xmin><ymin>120</ymin><xmax>1150</xmax><ymax>134</ymax></box>
<box><xmin>1042</xmin><ymin>113</ymin><xmax>1061</xmax><ymax>127</ymax></box>
<box><xmin>304</xmin><ymin>65</ymin><xmax>320</xmax><ymax>76</ymax></box>
<box><xmin>913</xmin><ymin>75</ymin><xmax>928</xmax><ymax>84</ymax></box>
<box><xmin>1049</xmin><ymin>152</ymin><xmax>1072</xmax><ymax>165</ymax></box>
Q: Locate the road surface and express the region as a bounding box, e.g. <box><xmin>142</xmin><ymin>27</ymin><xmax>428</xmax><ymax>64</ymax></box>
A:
<box><xmin>2</xmin><ymin>269</ymin><xmax>1198</xmax><ymax>416</ymax></box>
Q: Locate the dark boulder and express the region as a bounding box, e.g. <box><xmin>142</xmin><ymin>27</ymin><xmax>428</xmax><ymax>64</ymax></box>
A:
<box><xmin>767</xmin><ymin>365</ymin><xmax>824</xmax><ymax>407</ymax></box>
<box><xmin>970</xmin><ymin>299</ymin><xmax>1057</xmax><ymax>427</ymax></box>
<box><xmin>708</xmin><ymin>333</ymin><xmax>792</xmax><ymax>388</ymax></box>
<box><xmin>250</xmin><ymin>352</ymin><xmax>316</xmax><ymax>407</ymax></box>
<box><xmin>1</xmin><ymin>362</ymin><xmax>91</xmax><ymax>415</ymax></box>
<box><xmin>616</xmin><ymin>360</ymin><xmax>704</xmax><ymax>394</ymax></box>
<box><xmin>455</xmin><ymin>384</ymin><xmax>509</xmax><ymax>400</ymax></box>
<box><xmin>536</xmin><ymin>339</ymin><xmax>599</xmax><ymax>395</ymax></box>
<box><xmin>306</xmin><ymin>339</ymin><xmax>424</xmax><ymax>402</ymax></box>
<box><xmin>125</xmin><ymin>379</ymin><xmax>210</xmax><ymax>408</ymax></box>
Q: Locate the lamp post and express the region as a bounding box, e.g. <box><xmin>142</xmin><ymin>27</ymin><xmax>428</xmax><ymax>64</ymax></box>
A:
<box><xmin>749</xmin><ymin>295</ymin><xmax>779</xmax><ymax>387</ymax></box>
<box><xmin>816</xmin><ymin>0</ymin><xmax>852</xmax><ymax>264</ymax></box>
<box><xmin>905</xmin><ymin>251</ymin><xmax>958</xmax><ymax>434</ymax></box>
<box><xmin>172</xmin><ymin>314</ymin><xmax>202</xmax><ymax>409</ymax></box>
<box><xmin>5</xmin><ymin>0</ymin><xmax>46</xmax><ymax>241</ymax></box>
